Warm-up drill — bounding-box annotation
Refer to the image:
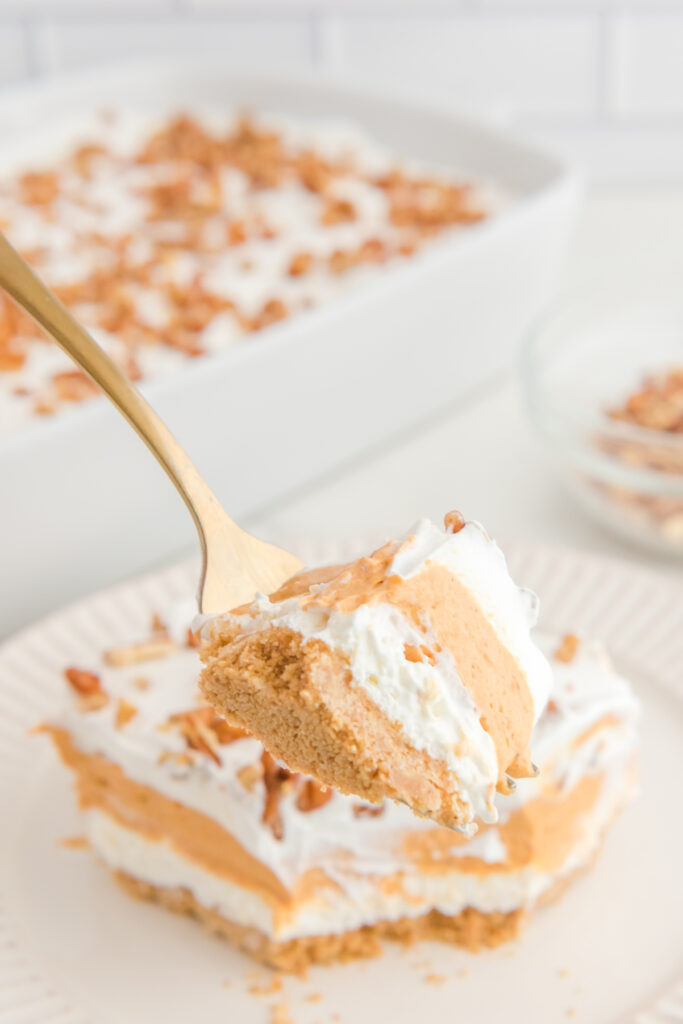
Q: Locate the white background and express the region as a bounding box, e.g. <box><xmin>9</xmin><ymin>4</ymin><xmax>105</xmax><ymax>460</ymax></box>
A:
<box><xmin>0</xmin><ymin>0</ymin><xmax>682</xmax><ymax>184</ymax></box>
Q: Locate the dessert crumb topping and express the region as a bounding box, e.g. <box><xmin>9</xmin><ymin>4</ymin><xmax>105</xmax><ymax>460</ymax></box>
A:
<box><xmin>296</xmin><ymin>778</ymin><xmax>333</xmax><ymax>813</ymax></box>
<box><xmin>554</xmin><ymin>634</ymin><xmax>580</xmax><ymax>664</ymax></box>
<box><xmin>262</xmin><ymin>751</ymin><xmax>293</xmax><ymax>840</ymax></box>
<box><xmin>115</xmin><ymin>699</ymin><xmax>138</xmax><ymax>728</ymax></box>
<box><xmin>353</xmin><ymin>802</ymin><xmax>385</xmax><ymax>819</ymax></box>
<box><xmin>249</xmin><ymin>974</ymin><xmax>283</xmax><ymax>997</ymax></box>
<box><xmin>166</xmin><ymin>707</ymin><xmax>247</xmax><ymax>766</ymax></box>
<box><xmin>270</xmin><ymin>1003</ymin><xmax>292</xmax><ymax>1024</ymax></box>
<box><xmin>58</xmin><ymin>834</ymin><xmax>90</xmax><ymax>850</ymax></box>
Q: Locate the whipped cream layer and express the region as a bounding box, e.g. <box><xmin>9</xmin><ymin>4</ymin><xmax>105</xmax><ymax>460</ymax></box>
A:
<box><xmin>50</xmin><ymin>590</ymin><xmax>638</xmax><ymax>941</ymax></box>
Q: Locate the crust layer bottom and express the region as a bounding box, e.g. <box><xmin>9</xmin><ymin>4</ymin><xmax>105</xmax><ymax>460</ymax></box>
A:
<box><xmin>114</xmin><ymin>870</ymin><xmax>525</xmax><ymax>972</ymax></box>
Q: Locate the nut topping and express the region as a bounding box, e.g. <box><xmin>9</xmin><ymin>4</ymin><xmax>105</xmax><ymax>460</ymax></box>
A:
<box><xmin>103</xmin><ymin>639</ymin><xmax>177</xmax><ymax>666</ymax></box>
<box><xmin>64</xmin><ymin>667</ymin><xmax>104</xmax><ymax>697</ymax></box>
<box><xmin>444</xmin><ymin>510</ymin><xmax>466</xmax><ymax>534</ymax></box>
<box><xmin>554</xmin><ymin>634</ymin><xmax>580</xmax><ymax>664</ymax></box>
<box><xmin>261</xmin><ymin>751</ymin><xmax>294</xmax><ymax>840</ymax></box>
<box><xmin>296</xmin><ymin>779</ymin><xmax>333</xmax><ymax>813</ymax></box>
<box><xmin>115</xmin><ymin>699</ymin><xmax>138</xmax><ymax>728</ymax></box>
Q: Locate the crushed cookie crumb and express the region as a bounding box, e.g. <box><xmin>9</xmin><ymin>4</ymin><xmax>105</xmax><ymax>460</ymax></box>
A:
<box><xmin>249</xmin><ymin>974</ymin><xmax>283</xmax><ymax>997</ymax></box>
<box><xmin>270</xmin><ymin>1003</ymin><xmax>292</xmax><ymax>1024</ymax></box>
<box><xmin>59</xmin><ymin>834</ymin><xmax>90</xmax><ymax>850</ymax></box>
<box><xmin>424</xmin><ymin>972</ymin><xmax>448</xmax><ymax>986</ymax></box>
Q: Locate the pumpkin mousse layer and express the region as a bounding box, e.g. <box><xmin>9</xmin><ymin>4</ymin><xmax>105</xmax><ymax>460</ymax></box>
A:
<box><xmin>200</xmin><ymin>513</ymin><xmax>552</xmax><ymax>831</ymax></box>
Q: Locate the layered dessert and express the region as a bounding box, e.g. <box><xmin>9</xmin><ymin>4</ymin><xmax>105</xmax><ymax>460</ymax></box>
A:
<box><xmin>593</xmin><ymin>366</ymin><xmax>683</xmax><ymax>549</ymax></box>
<box><xmin>0</xmin><ymin>109</ymin><xmax>492</xmax><ymax>438</ymax></box>
<box><xmin>200</xmin><ymin>514</ymin><xmax>552</xmax><ymax>831</ymax></box>
<box><xmin>43</xmin><ymin>608</ymin><xmax>638</xmax><ymax>972</ymax></box>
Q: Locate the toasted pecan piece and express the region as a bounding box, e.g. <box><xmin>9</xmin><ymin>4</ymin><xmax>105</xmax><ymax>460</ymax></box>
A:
<box><xmin>296</xmin><ymin>778</ymin><xmax>333</xmax><ymax>813</ymax></box>
<box><xmin>288</xmin><ymin>252</ymin><xmax>313</xmax><ymax>277</ymax></box>
<box><xmin>115</xmin><ymin>699</ymin><xmax>138</xmax><ymax>728</ymax></box>
<box><xmin>262</xmin><ymin>750</ymin><xmax>295</xmax><ymax>840</ymax></box>
<box><xmin>353</xmin><ymin>803</ymin><xmax>385</xmax><ymax>819</ymax></box>
<box><xmin>64</xmin><ymin>667</ymin><xmax>104</xmax><ymax>697</ymax></box>
<box><xmin>103</xmin><ymin>639</ymin><xmax>177</xmax><ymax>666</ymax></box>
<box><xmin>554</xmin><ymin>634</ymin><xmax>580</xmax><ymax>664</ymax></box>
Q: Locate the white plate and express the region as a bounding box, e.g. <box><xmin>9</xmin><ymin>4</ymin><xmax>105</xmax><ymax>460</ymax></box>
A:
<box><xmin>1</xmin><ymin>538</ymin><xmax>682</xmax><ymax>1024</ymax></box>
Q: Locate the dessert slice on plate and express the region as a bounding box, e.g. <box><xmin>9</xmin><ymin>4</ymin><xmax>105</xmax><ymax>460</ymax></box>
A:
<box><xmin>43</xmin><ymin>617</ymin><xmax>638</xmax><ymax>971</ymax></box>
<box><xmin>199</xmin><ymin>513</ymin><xmax>552</xmax><ymax>832</ymax></box>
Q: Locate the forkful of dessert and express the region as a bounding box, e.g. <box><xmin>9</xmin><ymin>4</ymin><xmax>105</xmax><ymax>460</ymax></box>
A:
<box><xmin>0</xmin><ymin>232</ymin><xmax>551</xmax><ymax>834</ymax></box>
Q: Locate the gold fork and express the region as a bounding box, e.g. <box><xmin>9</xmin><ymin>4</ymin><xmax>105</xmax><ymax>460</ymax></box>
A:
<box><xmin>0</xmin><ymin>232</ymin><xmax>303</xmax><ymax>613</ymax></box>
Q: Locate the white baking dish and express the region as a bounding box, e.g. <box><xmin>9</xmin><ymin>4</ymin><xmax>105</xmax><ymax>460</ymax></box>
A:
<box><xmin>0</xmin><ymin>62</ymin><xmax>580</xmax><ymax>637</ymax></box>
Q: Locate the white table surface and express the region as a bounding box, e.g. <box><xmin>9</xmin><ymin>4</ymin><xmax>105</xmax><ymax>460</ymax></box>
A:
<box><xmin>246</xmin><ymin>187</ymin><xmax>683</xmax><ymax>581</ymax></box>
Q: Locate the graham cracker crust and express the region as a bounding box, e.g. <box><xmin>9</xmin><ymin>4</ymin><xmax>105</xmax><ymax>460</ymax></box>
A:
<box><xmin>114</xmin><ymin>870</ymin><xmax>524</xmax><ymax>972</ymax></box>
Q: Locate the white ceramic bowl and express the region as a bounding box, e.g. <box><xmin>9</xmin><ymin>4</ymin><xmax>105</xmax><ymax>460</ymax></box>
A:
<box><xmin>522</xmin><ymin>280</ymin><xmax>683</xmax><ymax>559</ymax></box>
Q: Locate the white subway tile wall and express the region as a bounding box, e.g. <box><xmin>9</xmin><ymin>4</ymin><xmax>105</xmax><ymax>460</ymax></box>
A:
<box><xmin>0</xmin><ymin>0</ymin><xmax>681</xmax><ymax>182</ymax></box>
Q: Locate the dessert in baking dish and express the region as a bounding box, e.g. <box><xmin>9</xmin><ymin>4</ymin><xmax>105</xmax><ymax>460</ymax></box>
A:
<box><xmin>200</xmin><ymin>513</ymin><xmax>552</xmax><ymax>832</ymax></box>
<box><xmin>44</xmin><ymin>606</ymin><xmax>638</xmax><ymax>971</ymax></box>
<box><xmin>0</xmin><ymin>109</ymin><xmax>491</xmax><ymax>438</ymax></box>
